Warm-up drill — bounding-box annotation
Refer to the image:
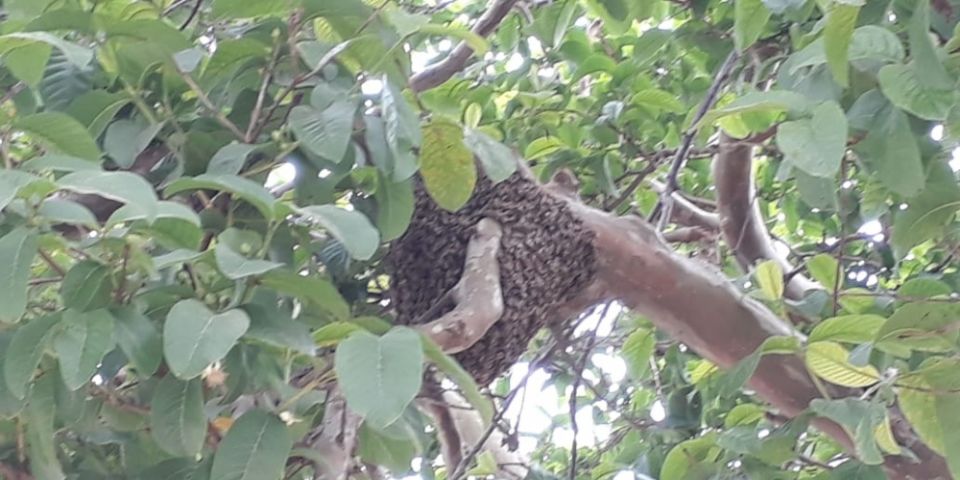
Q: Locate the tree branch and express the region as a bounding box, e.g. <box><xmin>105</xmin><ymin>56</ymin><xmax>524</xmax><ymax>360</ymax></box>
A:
<box><xmin>712</xmin><ymin>133</ymin><xmax>819</xmax><ymax>300</ymax></box>
<box><xmin>410</xmin><ymin>0</ymin><xmax>520</xmax><ymax>92</ymax></box>
<box><xmin>415</xmin><ymin>218</ymin><xmax>505</xmax><ymax>354</ymax></box>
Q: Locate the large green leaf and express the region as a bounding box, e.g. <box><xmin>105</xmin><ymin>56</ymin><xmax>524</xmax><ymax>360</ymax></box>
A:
<box><xmin>103</xmin><ymin>119</ymin><xmax>163</xmax><ymax>169</ymax></box>
<box><xmin>463</xmin><ymin>128</ymin><xmax>518</xmax><ymax>183</ymax></box>
<box><xmin>621</xmin><ymin>328</ymin><xmax>655</xmax><ymax>381</ymax></box>
<box><xmin>335</xmin><ymin>327</ymin><xmax>424</xmax><ymax>429</ymax></box>
<box><xmin>241</xmin><ymin>304</ymin><xmax>315</xmax><ymax>355</ymax></box>
<box><xmin>907</xmin><ymin>0</ymin><xmax>953</xmax><ymax>90</ymax></box>
<box><xmin>58</xmin><ymin>171</ymin><xmax>159</xmax><ymax>218</ymax></box>
<box><xmin>164</xmin><ymin>174</ymin><xmax>277</xmax><ymax>220</ymax></box>
<box><xmin>809</xmin><ymin>315</ymin><xmax>885</xmax><ymax>343</ymax></box>
<box><xmin>776</xmin><ymin>101</ymin><xmax>847</xmax><ymax>178</ymax></box>
<box><xmin>53</xmin><ymin>309</ymin><xmax>115</xmax><ymax>390</ymax></box>
<box><xmin>419</xmin><ymin>119</ymin><xmax>477</xmax><ymax>211</ymax></box>
<box><xmin>289</xmin><ymin>100</ymin><xmax>357</xmax><ymax>163</ymax></box>
<box><xmin>660</xmin><ymin>434</ymin><xmax>720</xmax><ymax>480</ymax></box>
<box><xmin>823</xmin><ymin>3</ymin><xmax>860</xmax><ymax>87</ymax></box>
<box><xmin>163</xmin><ymin>300</ymin><xmax>250</xmax><ymax>379</ymax></box>
<box><xmin>296</xmin><ymin>205</ymin><xmax>380</xmax><ymax>260</ymax></box>
<box><xmin>65</xmin><ymin>90</ymin><xmax>130</xmax><ymax>139</ymax></box>
<box><xmin>789</xmin><ymin>26</ymin><xmax>904</xmax><ymax>74</ymax></box>
<box><xmin>214</xmin><ymin>243</ymin><xmax>282</xmax><ymax>280</ymax></box>
<box><xmin>877</xmin><ymin>64</ymin><xmax>956</xmax><ymax>121</ymax></box>
<box><xmin>14</xmin><ymin>112</ymin><xmax>101</xmax><ymax>161</ymax></box>
<box><xmin>0</xmin><ymin>227</ymin><xmax>38</xmax><ymax>322</ymax></box>
<box><xmin>358</xmin><ymin>422</ymin><xmax>420</xmax><ymax>473</ymax></box>
<box><xmin>59</xmin><ymin>260</ymin><xmax>114</xmax><ymax>312</ymax></box>
<box><xmin>25</xmin><ymin>372</ymin><xmax>64</xmax><ymax>480</ymax></box>
<box><xmin>734</xmin><ymin>0</ymin><xmax>770</xmax><ymax>52</ymax></box>
<box><xmin>209</xmin><ymin>410</ymin><xmax>292</xmax><ymax>480</ymax></box>
<box><xmin>211</xmin><ymin>0</ymin><xmax>295</xmax><ymax>19</ymax></box>
<box><xmin>112</xmin><ymin>306</ymin><xmax>162</xmax><ymax>377</ymax></box>
<box><xmin>150</xmin><ymin>376</ymin><xmax>205</xmax><ymax>457</ymax></box>
<box><xmin>854</xmin><ymin>106</ymin><xmax>924</xmax><ymax>197</ymax></box>
<box><xmin>259</xmin><ymin>270</ymin><xmax>350</xmax><ymax>321</ymax></box>
<box><xmin>0</xmin><ymin>32</ymin><xmax>92</xmax><ymax>68</ymax></box>
<box><xmin>381</xmin><ymin>77</ymin><xmax>421</xmax><ymax>181</ymax></box>
<box><xmin>6</xmin><ymin>314</ymin><xmax>61</xmax><ymax>399</ymax></box>
<box><xmin>754</xmin><ymin>260</ymin><xmax>783</xmax><ymax>300</ymax></box>
<box><xmin>375</xmin><ymin>175</ymin><xmax>415</xmax><ymax>242</ymax></box>
<box><xmin>890</xmin><ymin>162</ymin><xmax>960</xmax><ymax>257</ymax></box>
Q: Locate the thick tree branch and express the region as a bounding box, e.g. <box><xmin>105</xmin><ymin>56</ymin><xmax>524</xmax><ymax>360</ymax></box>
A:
<box><xmin>310</xmin><ymin>388</ymin><xmax>362</xmax><ymax>480</ymax></box>
<box><xmin>415</xmin><ymin>218</ymin><xmax>505</xmax><ymax>354</ymax></box>
<box><xmin>712</xmin><ymin>133</ymin><xmax>819</xmax><ymax>300</ymax></box>
<box><xmin>410</xmin><ymin>0</ymin><xmax>520</xmax><ymax>92</ymax></box>
<box><xmin>647</xmin><ymin>179</ymin><xmax>720</xmax><ymax>231</ymax></box>
<box><xmin>546</xmin><ymin>193</ymin><xmax>950</xmax><ymax>479</ymax></box>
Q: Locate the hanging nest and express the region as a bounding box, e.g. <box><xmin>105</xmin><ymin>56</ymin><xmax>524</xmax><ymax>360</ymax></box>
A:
<box><xmin>387</xmin><ymin>169</ymin><xmax>597</xmax><ymax>385</ymax></box>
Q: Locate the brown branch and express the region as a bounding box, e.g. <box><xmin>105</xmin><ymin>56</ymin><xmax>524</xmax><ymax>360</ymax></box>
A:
<box><xmin>415</xmin><ymin>218</ymin><xmax>505</xmax><ymax>354</ymax></box>
<box><xmin>662</xmin><ymin>226</ymin><xmax>715</xmax><ymax>243</ymax></box>
<box><xmin>410</xmin><ymin>0</ymin><xmax>520</xmax><ymax>92</ymax></box>
<box><xmin>311</xmin><ymin>388</ymin><xmax>361</xmax><ymax>480</ymax></box>
<box><xmin>712</xmin><ymin>133</ymin><xmax>820</xmax><ymax>300</ymax></box>
<box><xmin>647</xmin><ymin>179</ymin><xmax>720</xmax><ymax>230</ymax></box>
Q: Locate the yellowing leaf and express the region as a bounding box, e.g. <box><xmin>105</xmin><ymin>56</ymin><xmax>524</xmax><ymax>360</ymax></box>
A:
<box><xmin>419</xmin><ymin>119</ymin><xmax>477</xmax><ymax>211</ymax></box>
<box><xmin>806</xmin><ymin>341</ymin><xmax>880</xmax><ymax>387</ymax></box>
<box><xmin>874</xmin><ymin>413</ymin><xmax>901</xmax><ymax>455</ymax></box>
<box><xmin>755</xmin><ymin>260</ymin><xmax>784</xmax><ymax>300</ymax></box>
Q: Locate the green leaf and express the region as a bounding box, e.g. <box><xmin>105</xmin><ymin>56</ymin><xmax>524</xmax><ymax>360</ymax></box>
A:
<box><xmin>621</xmin><ymin>328</ymin><xmax>655</xmax><ymax>381</ymax></box>
<box><xmin>335</xmin><ymin>327</ymin><xmax>424</xmax><ymax>429</ymax></box>
<box><xmin>150</xmin><ymin>376</ymin><xmax>206</xmax><ymax>457</ymax></box>
<box><xmin>4</xmin><ymin>43</ymin><xmax>51</xmax><ymax>87</ymax></box>
<box><xmin>660</xmin><ymin>434</ymin><xmax>720</xmax><ymax>480</ymax></box>
<box><xmin>358</xmin><ymin>422</ymin><xmax>419</xmax><ymax>473</ymax></box>
<box><xmin>572</xmin><ymin>54</ymin><xmax>616</xmax><ymax>79</ymax></box>
<box><xmin>734</xmin><ymin>0</ymin><xmax>771</xmax><ymax>52</ymax></box>
<box><xmin>208</xmin><ymin>142</ymin><xmax>259</xmax><ymax>175</ymax></box>
<box><xmin>209</xmin><ymin>410</ymin><xmax>292</xmax><ymax>480</ymax></box>
<box><xmin>755</xmin><ymin>260</ymin><xmax>784</xmax><ymax>300</ymax></box>
<box><xmin>211</xmin><ymin>0</ymin><xmax>294</xmax><ymax>19</ymax></box>
<box><xmin>14</xmin><ymin>112</ymin><xmax>101</xmax><ymax>161</ymax></box>
<box><xmin>165</xmin><ymin>174</ymin><xmax>277</xmax><ymax>220</ymax></box>
<box><xmin>59</xmin><ymin>171</ymin><xmax>159</xmax><ymax>218</ymax></box>
<box><xmin>854</xmin><ymin>106</ymin><xmax>924</xmax><ymax>197</ymax></box>
<box><xmin>260</xmin><ymin>270</ymin><xmax>350</xmax><ymax>321</ymax></box>
<box><xmin>241</xmin><ymin>303</ymin><xmax>315</xmax><ymax>355</ymax></box>
<box><xmin>53</xmin><ymin>309</ymin><xmax>115</xmax><ymax>390</ymax></box>
<box><xmin>59</xmin><ymin>260</ymin><xmax>114</xmax><ymax>312</ymax></box>
<box><xmin>877</xmin><ymin>64</ymin><xmax>956</xmax><ymax>121</ymax></box>
<box><xmin>907</xmin><ymin>0</ymin><xmax>953</xmax><ymax>90</ymax></box>
<box><xmin>289</xmin><ymin>101</ymin><xmax>357</xmax><ymax>163</ymax></box>
<box><xmin>296</xmin><ymin>205</ymin><xmax>380</xmax><ymax>260</ymax></box>
<box><xmin>381</xmin><ymin>77</ymin><xmax>421</xmax><ymax>181</ymax></box>
<box><xmin>0</xmin><ymin>32</ymin><xmax>92</xmax><ymax>68</ymax></box>
<box><xmin>795</xmin><ymin>170</ymin><xmax>839</xmax><ymax>210</ymax></box>
<box><xmin>700</xmin><ymin>90</ymin><xmax>810</xmax><ymax>127</ymax></box>
<box><xmin>25</xmin><ymin>371</ymin><xmax>64</xmax><ymax>480</ymax></box>
<box><xmin>790</xmin><ymin>26</ymin><xmax>904</xmax><ymax>74</ymax></box>
<box><xmin>632</xmin><ymin>88</ymin><xmax>685</xmax><ymax>113</ymax></box>
<box><xmin>214</xmin><ymin>243</ymin><xmax>282</xmax><ymax>280</ymax></box>
<box><xmin>806</xmin><ymin>341</ymin><xmax>879</xmax><ymax>387</ymax></box>
<box><xmin>23</xmin><ymin>154</ymin><xmax>101</xmax><ymax>172</ymax></box>
<box><xmin>463</xmin><ymin>128</ymin><xmax>518</xmax><ymax>183</ymax></box>
<box><xmin>0</xmin><ymin>227</ymin><xmax>38</xmax><ymax>322</ymax></box>
<box><xmin>890</xmin><ymin>161</ymin><xmax>960</xmax><ymax>257</ymax></box>
<box><xmin>421</xmin><ymin>335</ymin><xmax>493</xmax><ymax>425</ymax></box>
<box><xmin>65</xmin><ymin>90</ymin><xmax>130</xmax><ymax>139</ymax></box>
<box><xmin>809</xmin><ymin>315</ymin><xmax>885</xmax><ymax>343</ymax></box>
<box><xmin>163</xmin><ymin>299</ymin><xmax>250</xmax><ymax>379</ymax></box>
<box><xmin>375</xmin><ymin>175</ymin><xmax>415</xmax><ymax>242</ymax></box>
<box><xmin>823</xmin><ymin>3</ymin><xmax>860</xmax><ymax>87</ymax></box>
<box><xmin>806</xmin><ymin>253</ymin><xmax>839</xmax><ymax>291</ymax></box>
<box><xmin>935</xmin><ymin>393</ymin><xmax>960</xmax><ymax>478</ymax></box>
<box><xmin>876</xmin><ymin>302</ymin><xmax>960</xmax><ymax>352</ymax></box>
<box><xmin>776</xmin><ymin>101</ymin><xmax>847</xmax><ymax>178</ymax></box>
<box><xmin>716</xmin><ymin>346</ymin><xmax>763</xmax><ymax>398</ymax></box>
<box><xmin>419</xmin><ymin>119</ymin><xmax>477</xmax><ymax>212</ymax></box>
<box><xmin>112</xmin><ymin>306</ymin><xmax>162</xmax><ymax>376</ymax></box>
<box><xmin>810</xmin><ymin>398</ymin><xmax>885</xmax><ymax>465</ymax></box>
<box><xmin>103</xmin><ymin>119</ymin><xmax>164</xmax><ymax>169</ymax></box>
<box><xmin>6</xmin><ymin>314</ymin><xmax>61</xmax><ymax>399</ymax></box>
<box><xmin>38</xmin><ymin>198</ymin><xmax>97</xmax><ymax>227</ymax></box>
<box><xmin>524</xmin><ymin>136</ymin><xmax>566</xmax><ymax>160</ymax></box>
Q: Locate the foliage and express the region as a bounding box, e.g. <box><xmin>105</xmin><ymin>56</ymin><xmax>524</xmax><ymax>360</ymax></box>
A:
<box><xmin>0</xmin><ymin>0</ymin><xmax>957</xmax><ymax>478</ymax></box>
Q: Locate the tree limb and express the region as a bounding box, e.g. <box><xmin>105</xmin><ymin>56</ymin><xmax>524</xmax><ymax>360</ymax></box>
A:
<box><xmin>310</xmin><ymin>388</ymin><xmax>362</xmax><ymax>480</ymax></box>
<box><xmin>712</xmin><ymin>133</ymin><xmax>819</xmax><ymax>300</ymax></box>
<box><xmin>415</xmin><ymin>218</ymin><xmax>505</xmax><ymax>354</ymax></box>
<box><xmin>410</xmin><ymin>0</ymin><xmax>520</xmax><ymax>92</ymax></box>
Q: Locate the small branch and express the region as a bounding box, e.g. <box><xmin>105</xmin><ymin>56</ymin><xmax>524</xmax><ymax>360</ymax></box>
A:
<box><xmin>568</xmin><ymin>303</ymin><xmax>608</xmax><ymax>480</ymax></box>
<box><xmin>415</xmin><ymin>218</ymin><xmax>505</xmax><ymax>354</ymax></box>
<box><xmin>178</xmin><ymin>0</ymin><xmax>202</xmax><ymax>30</ymax></box>
<box><xmin>410</xmin><ymin>0</ymin><xmax>521</xmax><ymax>92</ymax></box>
<box><xmin>647</xmin><ymin>179</ymin><xmax>720</xmax><ymax>230</ymax></box>
<box><xmin>245</xmin><ymin>43</ymin><xmax>282</xmax><ymax>142</ymax></box>
<box><xmin>662</xmin><ymin>226</ymin><xmax>714</xmax><ymax>243</ymax></box>
<box><xmin>38</xmin><ymin>249</ymin><xmax>66</xmax><ymax>277</ymax></box>
<box><xmin>651</xmin><ymin>50</ymin><xmax>740</xmax><ymax>228</ymax></box>
<box><xmin>177</xmin><ymin>70</ymin><xmax>247</xmax><ymax>140</ymax></box>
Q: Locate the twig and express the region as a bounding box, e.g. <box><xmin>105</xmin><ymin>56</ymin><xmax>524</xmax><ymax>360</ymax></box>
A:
<box><xmin>567</xmin><ymin>303</ymin><xmax>610</xmax><ymax>480</ymax></box>
<box><xmin>410</xmin><ymin>0</ymin><xmax>521</xmax><ymax>92</ymax></box>
<box><xmin>177</xmin><ymin>70</ymin><xmax>247</xmax><ymax>140</ymax></box>
<box><xmin>178</xmin><ymin>0</ymin><xmax>202</xmax><ymax>30</ymax></box>
<box><xmin>651</xmin><ymin>50</ymin><xmax>740</xmax><ymax>229</ymax></box>
<box><xmin>245</xmin><ymin>43</ymin><xmax>282</xmax><ymax>142</ymax></box>
<box><xmin>38</xmin><ymin>249</ymin><xmax>66</xmax><ymax>276</ymax></box>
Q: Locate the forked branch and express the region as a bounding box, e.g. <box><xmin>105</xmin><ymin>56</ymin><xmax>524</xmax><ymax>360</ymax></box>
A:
<box><xmin>415</xmin><ymin>218</ymin><xmax>505</xmax><ymax>354</ymax></box>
